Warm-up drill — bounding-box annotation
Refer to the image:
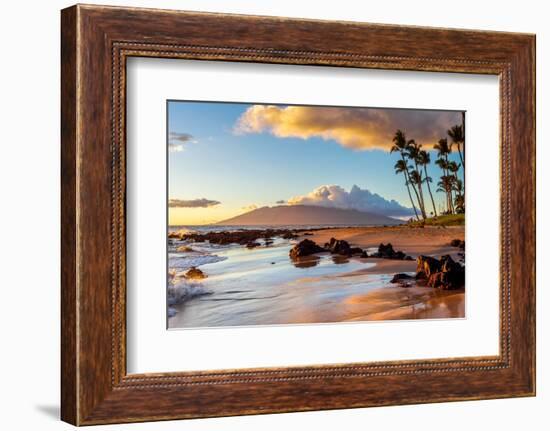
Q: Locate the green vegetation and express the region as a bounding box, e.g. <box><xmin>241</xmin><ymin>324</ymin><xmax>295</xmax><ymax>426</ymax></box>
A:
<box><xmin>408</xmin><ymin>213</ymin><xmax>465</xmax><ymax>227</ymax></box>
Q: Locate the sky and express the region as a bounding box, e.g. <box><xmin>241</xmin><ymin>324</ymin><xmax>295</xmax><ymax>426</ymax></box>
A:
<box><xmin>168</xmin><ymin>101</ymin><xmax>463</xmax><ymax>226</ymax></box>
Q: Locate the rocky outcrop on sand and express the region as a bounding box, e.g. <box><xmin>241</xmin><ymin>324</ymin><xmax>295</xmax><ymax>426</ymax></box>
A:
<box><xmin>370</xmin><ymin>243</ymin><xmax>413</xmax><ymax>261</ymax></box>
<box><xmin>172</xmin><ymin>228</ymin><xmax>312</xmax><ymax>246</ymax></box>
<box><xmin>390</xmin><ymin>273</ymin><xmax>414</xmax><ymax>283</ymax></box>
<box><xmin>183</xmin><ymin>267</ymin><xmax>207</xmax><ymax>280</ymax></box>
<box><xmin>324</xmin><ymin>237</ymin><xmax>364</xmax><ymax>256</ymax></box>
<box><xmin>389</xmin><ymin>273</ymin><xmax>414</xmax><ymax>287</ymax></box>
<box><xmin>415</xmin><ymin>255</ymin><xmax>464</xmax><ymax>290</ymax></box>
<box><xmin>324</xmin><ymin>238</ymin><xmax>349</xmax><ymax>255</ymax></box>
<box><xmin>289</xmin><ymin>239</ymin><xmax>326</xmax><ymax>259</ymax></box>
<box><xmin>450</xmin><ymin>239</ymin><xmax>465</xmax><ymax>250</ymax></box>
<box><xmin>319</xmin><ymin>238</ymin><xmax>364</xmax><ymax>256</ymax></box>
<box><xmin>290</xmin><ymin>237</ymin><xmax>415</xmax><ymax>261</ymax></box>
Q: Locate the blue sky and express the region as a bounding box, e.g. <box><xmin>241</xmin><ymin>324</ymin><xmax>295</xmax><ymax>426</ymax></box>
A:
<box><xmin>168</xmin><ymin>101</ymin><xmax>462</xmax><ymax>225</ymax></box>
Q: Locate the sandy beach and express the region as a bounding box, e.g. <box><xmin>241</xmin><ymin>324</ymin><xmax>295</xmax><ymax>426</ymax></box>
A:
<box><xmin>167</xmin><ymin>224</ymin><xmax>465</xmax><ymax>328</ymax></box>
<box><xmin>298</xmin><ymin>225</ymin><xmax>465</xmax><ymax>321</ymax></box>
<box><xmin>303</xmin><ymin>225</ymin><xmax>464</xmax><ymax>259</ymax></box>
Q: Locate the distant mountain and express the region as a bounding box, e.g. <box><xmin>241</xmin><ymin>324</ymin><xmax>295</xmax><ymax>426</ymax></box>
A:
<box><xmin>217</xmin><ymin>205</ymin><xmax>403</xmax><ymax>226</ymax></box>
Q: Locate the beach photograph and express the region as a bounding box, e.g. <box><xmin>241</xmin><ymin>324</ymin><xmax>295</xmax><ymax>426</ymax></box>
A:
<box><xmin>167</xmin><ymin>101</ymin><xmax>466</xmax><ymax>329</ymax></box>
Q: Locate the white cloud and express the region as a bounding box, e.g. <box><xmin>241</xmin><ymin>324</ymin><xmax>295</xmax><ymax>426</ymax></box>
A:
<box><xmin>235</xmin><ymin>105</ymin><xmax>462</xmax><ymax>151</ymax></box>
<box><xmin>287</xmin><ymin>184</ymin><xmax>413</xmax><ymax>217</ymax></box>
<box><xmin>169</xmin><ymin>132</ymin><xmax>197</xmax><ymax>152</ymax></box>
<box><xmin>169</xmin><ymin>198</ymin><xmax>220</xmax><ymax>208</ymax></box>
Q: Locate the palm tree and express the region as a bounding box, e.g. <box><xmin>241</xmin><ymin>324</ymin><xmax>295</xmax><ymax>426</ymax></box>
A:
<box><xmin>447</xmin><ymin>124</ymin><xmax>465</xmax><ymax>169</ymax></box>
<box><xmin>434</xmin><ymin>138</ymin><xmax>451</xmax><ymax>165</ymax></box>
<box><xmin>437</xmin><ymin>176</ymin><xmax>455</xmax><ymax>214</ymax></box>
<box><xmin>408</xmin><ymin>170</ymin><xmax>425</xmax><ymax>216</ymax></box>
<box><xmin>417</xmin><ymin>149</ymin><xmax>438</xmax><ymax>217</ymax></box>
<box><xmin>405</xmin><ymin>140</ymin><xmax>427</xmax><ymax>219</ymax></box>
<box><xmin>448</xmin><ymin>162</ymin><xmax>461</xmax><ymax>190</ymax></box>
<box><xmin>391</xmin><ymin>130</ymin><xmax>425</xmax><ymax>220</ymax></box>
<box><xmin>453</xmin><ymin>178</ymin><xmax>465</xmax><ymax>213</ymax></box>
<box><xmin>434</xmin><ymin>138</ymin><xmax>454</xmax><ymax>214</ymax></box>
<box><xmin>394</xmin><ymin>159</ymin><xmax>420</xmax><ymax>221</ymax></box>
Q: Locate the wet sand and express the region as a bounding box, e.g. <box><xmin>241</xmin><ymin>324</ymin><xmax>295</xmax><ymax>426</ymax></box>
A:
<box><xmin>344</xmin><ymin>286</ymin><xmax>465</xmax><ymax>321</ymax></box>
<box><xmin>303</xmin><ymin>225</ymin><xmax>464</xmax><ymax>258</ymax></box>
<box><xmin>168</xmin><ymin>225</ymin><xmax>465</xmax><ymax>328</ymax></box>
<box><xmin>300</xmin><ymin>225</ymin><xmax>465</xmax><ymax>321</ymax></box>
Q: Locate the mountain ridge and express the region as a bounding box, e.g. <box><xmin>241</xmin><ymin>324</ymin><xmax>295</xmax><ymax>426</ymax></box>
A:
<box><xmin>216</xmin><ymin>205</ymin><xmax>403</xmax><ymax>226</ymax></box>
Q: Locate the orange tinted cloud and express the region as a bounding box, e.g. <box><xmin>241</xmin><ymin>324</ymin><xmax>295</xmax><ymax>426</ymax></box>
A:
<box><xmin>235</xmin><ymin>105</ymin><xmax>462</xmax><ymax>151</ymax></box>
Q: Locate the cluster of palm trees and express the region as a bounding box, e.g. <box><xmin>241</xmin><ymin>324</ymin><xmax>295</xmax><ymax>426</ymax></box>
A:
<box><xmin>390</xmin><ymin>123</ymin><xmax>465</xmax><ymax>221</ymax></box>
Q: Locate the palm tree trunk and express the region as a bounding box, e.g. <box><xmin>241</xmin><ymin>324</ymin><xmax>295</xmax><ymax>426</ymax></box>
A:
<box><xmin>407</xmin><ymin>169</ymin><xmax>425</xmax><ymax>219</ymax></box>
<box><xmin>452</xmin><ymin>171</ymin><xmax>462</xmax><ymax>198</ymax></box>
<box><xmin>402</xmin><ymin>172</ymin><xmax>420</xmax><ymax>221</ymax></box>
<box><xmin>401</xmin><ymin>154</ymin><xmax>425</xmax><ymax>220</ymax></box>
<box><xmin>457</xmin><ymin>143</ymin><xmax>465</xmax><ymax>169</ymax></box>
<box><xmin>444</xmin><ymin>155</ymin><xmax>454</xmax><ymax>214</ymax></box>
<box><xmin>423</xmin><ymin>165</ymin><xmax>438</xmax><ymax>217</ymax></box>
<box><xmin>413</xmin><ymin>161</ymin><xmax>428</xmax><ymax>219</ymax></box>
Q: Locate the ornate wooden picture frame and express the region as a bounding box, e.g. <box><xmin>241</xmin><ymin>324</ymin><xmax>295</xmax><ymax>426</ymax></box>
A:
<box><xmin>61</xmin><ymin>4</ymin><xmax>535</xmax><ymax>425</ymax></box>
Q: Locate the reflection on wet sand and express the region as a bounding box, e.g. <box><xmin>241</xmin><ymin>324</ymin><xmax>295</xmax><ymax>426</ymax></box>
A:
<box><xmin>292</xmin><ymin>255</ymin><xmax>321</xmax><ymax>268</ymax></box>
<box><xmin>331</xmin><ymin>255</ymin><xmax>350</xmax><ymax>264</ymax></box>
<box><xmin>344</xmin><ymin>286</ymin><xmax>465</xmax><ymax>321</ymax></box>
<box><xmin>168</xmin><ymin>225</ymin><xmax>466</xmax><ymax>329</ymax></box>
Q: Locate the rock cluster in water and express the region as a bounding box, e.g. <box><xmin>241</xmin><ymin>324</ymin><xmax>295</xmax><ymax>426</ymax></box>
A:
<box><xmin>288</xmin><ymin>238</ymin><xmax>411</xmax><ymax>261</ymax></box>
<box><xmin>369</xmin><ymin>243</ymin><xmax>413</xmax><ymax>260</ymax></box>
<box><xmin>415</xmin><ymin>254</ymin><xmax>465</xmax><ymax>290</ymax></box>
<box><xmin>324</xmin><ymin>238</ymin><xmax>363</xmax><ymax>256</ymax></box>
<box><xmin>183</xmin><ymin>267</ymin><xmax>207</xmax><ymax>280</ymax></box>
<box><xmin>289</xmin><ymin>239</ymin><xmax>326</xmax><ymax>259</ymax></box>
<box><xmin>169</xmin><ymin>229</ymin><xmax>300</xmax><ymax>245</ymax></box>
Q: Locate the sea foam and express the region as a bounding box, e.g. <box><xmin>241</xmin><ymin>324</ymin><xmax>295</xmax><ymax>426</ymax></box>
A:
<box><xmin>168</xmin><ymin>253</ymin><xmax>227</xmax><ymax>271</ymax></box>
<box><xmin>167</xmin><ymin>279</ymin><xmax>212</xmax><ymax>306</ymax></box>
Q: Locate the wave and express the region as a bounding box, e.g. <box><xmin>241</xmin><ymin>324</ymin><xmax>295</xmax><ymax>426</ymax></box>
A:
<box><xmin>169</xmin><ymin>253</ymin><xmax>227</xmax><ymax>271</ymax></box>
<box><xmin>167</xmin><ymin>279</ymin><xmax>212</xmax><ymax>307</ymax></box>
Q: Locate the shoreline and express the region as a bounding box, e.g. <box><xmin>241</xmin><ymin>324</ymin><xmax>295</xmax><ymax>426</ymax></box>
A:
<box><xmin>168</xmin><ymin>224</ymin><xmax>465</xmax><ymax>327</ymax></box>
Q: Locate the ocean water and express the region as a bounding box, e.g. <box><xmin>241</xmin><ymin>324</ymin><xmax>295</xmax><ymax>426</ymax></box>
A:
<box><xmin>168</xmin><ymin>224</ymin><xmax>371</xmax><ymax>233</ymax></box>
<box><xmin>167</xmin><ymin>226</ymin><xmax>398</xmax><ymax>328</ymax></box>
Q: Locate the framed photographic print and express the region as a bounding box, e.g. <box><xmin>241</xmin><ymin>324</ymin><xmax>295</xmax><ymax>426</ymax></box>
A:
<box><xmin>61</xmin><ymin>4</ymin><xmax>535</xmax><ymax>425</ymax></box>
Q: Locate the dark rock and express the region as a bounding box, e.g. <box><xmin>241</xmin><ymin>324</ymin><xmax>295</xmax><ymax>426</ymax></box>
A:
<box><xmin>360</xmin><ymin>251</ymin><xmax>369</xmax><ymax>258</ymax></box>
<box><xmin>390</xmin><ymin>273</ymin><xmax>414</xmax><ymax>283</ymax></box>
<box><xmin>349</xmin><ymin>247</ymin><xmax>364</xmax><ymax>255</ymax></box>
<box><xmin>369</xmin><ymin>243</ymin><xmax>409</xmax><ymax>260</ymax></box>
<box><xmin>378</xmin><ymin>242</ymin><xmax>396</xmax><ymax>258</ymax></box>
<box><xmin>416</xmin><ymin>255</ymin><xmax>441</xmax><ymax>279</ymax></box>
<box><xmin>246</xmin><ymin>241</ymin><xmax>261</xmax><ymax>248</ymax></box>
<box><xmin>303</xmin><ymin>232</ymin><xmax>314</xmax><ymax>236</ymax></box>
<box><xmin>450</xmin><ymin>238</ymin><xmax>466</xmax><ymax>250</ymax></box>
<box><xmin>427</xmin><ymin>272</ymin><xmax>447</xmax><ymax>289</ymax></box>
<box><xmin>289</xmin><ymin>239</ymin><xmax>325</xmax><ymax>259</ymax></box>
<box><xmin>419</xmin><ymin>255</ymin><xmax>464</xmax><ymax>290</ymax></box>
<box><xmin>405</xmin><ymin>255</ymin><xmax>414</xmax><ymax>261</ymax></box>
<box><xmin>184</xmin><ymin>267</ymin><xmax>207</xmax><ymax>280</ymax></box>
<box><xmin>281</xmin><ymin>232</ymin><xmax>298</xmax><ymax>240</ymax></box>
<box><xmin>393</xmin><ymin>251</ymin><xmax>406</xmax><ymax>260</ymax></box>
<box><xmin>178</xmin><ymin>228</ymin><xmax>302</xmax><ymax>247</ymax></box>
<box><xmin>325</xmin><ymin>237</ymin><xmax>352</xmax><ymax>255</ymax></box>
